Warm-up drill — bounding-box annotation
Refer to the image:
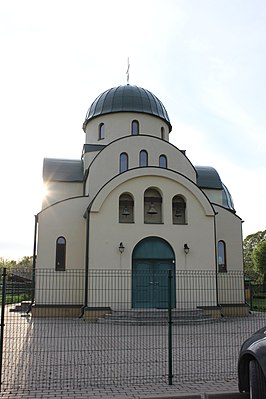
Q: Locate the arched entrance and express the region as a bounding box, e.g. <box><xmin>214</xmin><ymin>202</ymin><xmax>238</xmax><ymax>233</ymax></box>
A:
<box><xmin>132</xmin><ymin>237</ymin><xmax>176</xmax><ymax>309</ymax></box>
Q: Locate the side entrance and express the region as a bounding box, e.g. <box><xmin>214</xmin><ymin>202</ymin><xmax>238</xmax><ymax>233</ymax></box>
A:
<box><xmin>132</xmin><ymin>237</ymin><xmax>176</xmax><ymax>309</ymax></box>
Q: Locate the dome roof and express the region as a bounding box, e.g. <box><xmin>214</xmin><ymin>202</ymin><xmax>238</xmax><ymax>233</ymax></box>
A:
<box><xmin>195</xmin><ymin>166</ymin><xmax>235</xmax><ymax>212</ymax></box>
<box><xmin>83</xmin><ymin>85</ymin><xmax>172</xmax><ymax>131</ymax></box>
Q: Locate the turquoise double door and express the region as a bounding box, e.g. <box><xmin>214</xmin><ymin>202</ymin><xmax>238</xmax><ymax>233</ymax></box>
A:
<box><xmin>132</xmin><ymin>237</ymin><xmax>176</xmax><ymax>309</ymax></box>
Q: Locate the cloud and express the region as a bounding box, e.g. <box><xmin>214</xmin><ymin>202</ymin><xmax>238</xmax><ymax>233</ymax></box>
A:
<box><xmin>0</xmin><ymin>0</ymin><xmax>266</xmax><ymax>259</ymax></box>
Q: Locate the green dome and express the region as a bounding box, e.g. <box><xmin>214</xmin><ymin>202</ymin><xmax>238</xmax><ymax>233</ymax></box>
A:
<box><xmin>83</xmin><ymin>85</ymin><xmax>172</xmax><ymax>131</ymax></box>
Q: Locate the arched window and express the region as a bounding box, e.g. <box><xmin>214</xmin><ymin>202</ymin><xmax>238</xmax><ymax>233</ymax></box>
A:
<box><xmin>131</xmin><ymin>120</ymin><xmax>139</xmax><ymax>135</ymax></box>
<box><xmin>99</xmin><ymin>123</ymin><xmax>104</xmax><ymax>140</ymax></box>
<box><xmin>144</xmin><ymin>188</ymin><xmax>162</xmax><ymax>224</ymax></box>
<box><xmin>139</xmin><ymin>150</ymin><xmax>148</xmax><ymax>167</ymax></box>
<box><xmin>172</xmin><ymin>195</ymin><xmax>186</xmax><ymax>224</ymax></box>
<box><xmin>161</xmin><ymin>127</ymin><xmax>165</xmax><ymax>140</ymax></box>
<box><xmin>119</xmin><ymin>152</ymin><xmax>128</xmax><ymax>173</ymax></box>
<box><xmin>159</xmin><ymin>154</ymin><xmax>167</xmax><ymax>168</ymax></box>
<box><xmin>218</xmin><ymin>240</ymin><xmax>227</xmax><ymax>272</ymax></box>
<box><xmin>55</xmin><ymin>236</ymin><xmax>66</xmax><ymax>271</ymax></box>
<box><xmin>119</xmin><ymin>193</ymin><xmax>134</xmax><ymax>223</ymax></box>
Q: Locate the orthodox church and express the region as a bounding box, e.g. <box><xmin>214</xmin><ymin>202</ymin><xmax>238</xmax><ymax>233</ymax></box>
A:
<box><xmin>33</xmin><ymin>84</ymin><xmax>245</xmax><ymax>317</ymax></box>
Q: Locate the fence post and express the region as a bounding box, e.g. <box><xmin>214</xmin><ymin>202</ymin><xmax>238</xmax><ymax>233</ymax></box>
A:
<box><xmin>250</xmin><ymin>283</ymin><xmax>253</xmax><ymax>310</ymax></box>
<box><xmin>168</xmin><ymin>269</ymin><xmax>173</xmax><ymax>385</ymax></box>
<box><xmin>0</xmin><ymin>268</ymin><xmax>7</xmax><ymax>392</ymax></box>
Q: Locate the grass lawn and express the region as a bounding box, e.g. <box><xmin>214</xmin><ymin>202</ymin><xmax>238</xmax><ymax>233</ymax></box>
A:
<box><xmin>0</xmin><ymin>291</ymin><xmax>31</xmax><ymax>304</ymax></box>
<box><xmin>250</xmin><ymin>297</ymin><xmax>266</xmax><ymax>311</ymax></box>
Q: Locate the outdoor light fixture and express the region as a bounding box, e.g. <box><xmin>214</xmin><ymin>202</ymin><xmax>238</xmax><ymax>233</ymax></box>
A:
<box><xmin>119</xmin><ymin>242</ymin><xmax>125</xmax><ymax>254</ymax></box>
<box><xmin>184</xmin><ymin>243</ymin><xmax>190</xmax><ymax>255</ymax></box>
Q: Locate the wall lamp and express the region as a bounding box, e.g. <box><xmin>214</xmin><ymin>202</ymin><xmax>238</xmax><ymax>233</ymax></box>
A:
<box><xmin>184</xmin><ymin>243</ymin><xmax>190</xmax><ymax>255</ymax></box>
<box><xmin>119</xmin><ymin>242</ymin><xmax>125</xmax><ymax>254</ymax></box>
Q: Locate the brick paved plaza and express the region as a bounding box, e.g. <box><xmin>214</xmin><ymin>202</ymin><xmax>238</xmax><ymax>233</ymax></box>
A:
<box><xmin>0</xmin><ymin>307</ymin><xmax>265</xmax><ymax>398</ymax></box>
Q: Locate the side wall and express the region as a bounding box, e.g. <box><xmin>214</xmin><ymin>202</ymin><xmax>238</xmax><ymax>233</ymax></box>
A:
<box><xmin>214</xmin><ymin>204</ymin><xmax>245</xmax><ymax>304</ymax></box>
<box><xmin>214</xmin><ymin>205</ymin><xmax>244</xmax><ymax>272</ymax></box>
<box><xmin>84</xmin><ymin>112</ymin><xmax>170</xmax><ymax>145</ymax></box>
<box><xmin>35</xmin><ymin>197</ymin><xmax>88</xmax><ymax>305</ymax></box>
<box><xmin>42</xmin><ymin>181</ymin><xmax>83</xmax><ymax>209</ymax></box>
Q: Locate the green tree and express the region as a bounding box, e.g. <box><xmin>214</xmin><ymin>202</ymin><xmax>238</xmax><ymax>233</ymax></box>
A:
<box><xmin>0</xmin><ymin>257</ymin><xmax>17</xmax><ymax>269</ymax></box>
<box><xmin>0</xmin><ymin>256</ymin><xmax>32</xmax><ymax>280</ymax></box>
<box><xmin>16</xmin><ymin>256</ymin><xmax>33</xmax><ymax>267</ymax></box>
<box><xmin>243</xmin><ymin>230</ymin><xmax>266</xmax><ymax>283</ymax></box>
<box><xmin>253</xmin><ymin>240</ymin><xmax>266</xmax><ymax>288</ymax></box>
<box><xmin>0</xmin><ymin>257</ymin><xmax>17</xmax><ymax>278</ymax></box>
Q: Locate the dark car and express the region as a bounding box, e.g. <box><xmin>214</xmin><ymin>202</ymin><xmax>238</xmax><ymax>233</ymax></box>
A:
<box><xmin>238</xmin><ymin>325</ymin><xmax>266</xmax><ymax>398</ymax></box>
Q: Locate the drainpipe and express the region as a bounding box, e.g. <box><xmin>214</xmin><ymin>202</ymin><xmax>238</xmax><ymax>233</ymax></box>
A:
<box><xmin>79</xmin><ymin>206</ymin><xmax>90</xmax><ymax>317</ymax></box>
<box><xmin>28</xmin><ymin>214</ymin><xmax>38</xmax><ymax>312</ymax></box>
<box><xmin>213</xmin><ymin>213</ymin><xmax>219</xmax><ymax>307</ymax></box>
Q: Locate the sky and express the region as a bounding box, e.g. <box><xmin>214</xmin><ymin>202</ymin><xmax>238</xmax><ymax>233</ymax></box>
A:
<box><xmin>0</xmin><ymin>0</ymin><xmax>265</xmax><ymax>260</ymax></box>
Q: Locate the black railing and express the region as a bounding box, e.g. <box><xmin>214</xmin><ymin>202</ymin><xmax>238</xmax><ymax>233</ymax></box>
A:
<box><xmin>0</xmin><ymin>268</ymin><xmax>265</xmax><ymax>391</ymax></box>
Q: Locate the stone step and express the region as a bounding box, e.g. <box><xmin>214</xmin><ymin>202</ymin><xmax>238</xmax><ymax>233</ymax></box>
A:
<box><xmin>97</xmin><ymin>309</ymin><xmax>217</xmax><ymax>325</ymax></box>
<box><xmin>9</xmin><ymin>301</ymin><xmax>31</xmax><ymax>312</ymax></box>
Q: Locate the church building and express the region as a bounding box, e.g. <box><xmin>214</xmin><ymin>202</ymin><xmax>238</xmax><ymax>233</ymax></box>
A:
<box><xmin>33</xmin><ymin>84</ymin><xmax>245</xmax><ymax>317</ymax></box>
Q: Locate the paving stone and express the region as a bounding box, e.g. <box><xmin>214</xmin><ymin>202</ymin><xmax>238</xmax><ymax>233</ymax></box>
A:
<box><xmin>1</xmin><ymin>308</ymin><xmax>264</xmax><ymax>398</ymax></box>
<box><xmin>204</xmin><ymin>392</ymin><xmax>249</xmax><ymax>398</ymax></box>
<box><xmin>139</xmin><ymin>394</ymin><xmax>202</xmax><ymax>398</ymax></box>
<box><xmin>0</xmin><ymin>382</ymin><xmax>240</xmax><ymax>399</ymax></box>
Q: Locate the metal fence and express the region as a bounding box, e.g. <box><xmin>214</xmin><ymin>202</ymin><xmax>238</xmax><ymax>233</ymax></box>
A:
<box><xmin>0</xmin><ymin>267</ymin><xmax>266</xmax><ymax>391</ymax></box>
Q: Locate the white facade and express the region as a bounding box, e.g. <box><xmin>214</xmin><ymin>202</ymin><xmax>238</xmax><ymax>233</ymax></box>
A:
<box><xmin>34</xmin><ymin>84</ymin><xmax>245</xmax><ymax>312</ymax></box>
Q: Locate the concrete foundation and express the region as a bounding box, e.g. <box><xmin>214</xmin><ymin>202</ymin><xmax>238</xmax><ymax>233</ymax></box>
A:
<box><xmin>31</xmin><ymin>304</ymin><xmax>82</xmax><ymax>317</ymax></box>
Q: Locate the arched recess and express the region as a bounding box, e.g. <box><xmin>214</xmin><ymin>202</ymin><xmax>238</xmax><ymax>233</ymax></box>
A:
<box><xmin>131</xmin><ymin>120</ymin><xmax>139</xmax><ymax>135</ymax></box>
<box><xmin>218</xmin><ymin>240</ymin><xmax>227</xmax><ymax>273</ymax></box>
<box><xmin>119</xmin><ymin>193</ymin><xmax>134</xmax><ymax>223</ymax></box>
<box><xmin>132</xmin><ymin>237</ymin><xmax>176</xmax><ymax>309</ymax></box>
<box><xmin>144</xmin><ymin>188</ymin><xmax>162</xmax><ymax>224</ymax></box>
<box><xmin>98</xmin><ymin>123</ymin><xmax>104</xmax><ymax>140</ymax></box>
<box><xmin>119</xmin><ymin>152</ymin><xmax>128</xmax><ymax>173</ymax></box>
<box><xmin>139</xmin><ymin>150</ymin><xmax>148</xmax><ymax>167</ymax></box>
<box><xmin>55</xmin><ymin>236</ymin><xmax>66</xmax><ymax>271</ymax></box>
<box><xmin>159</xmin><ymin>154</ymin><xmax>167</xmax><ymax>168</ymax></box>
<box><xmin>172</xmin><ymin>195</ymin><xmax>186</xmax><ymax>224</ymax></box>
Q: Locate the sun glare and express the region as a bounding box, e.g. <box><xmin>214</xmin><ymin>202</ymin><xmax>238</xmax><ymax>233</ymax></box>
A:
<box><xmin>40</xmin><ymin>184</ymin><xmax>49</xmax><ymax>202</ymax></box>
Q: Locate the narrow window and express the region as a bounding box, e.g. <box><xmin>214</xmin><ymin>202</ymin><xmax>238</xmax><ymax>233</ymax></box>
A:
<box><xmin>120</xmin><ymin>152</ymin><xmax>128</xmax><ymax>173</ymax></box>
<box><xmin>139</xmin><ymin>150</ymin><xmax>148</xmax><ymax>167</ymax></box>
<box><xmin>119</xmin><ymin>193</ymin><xmax>134</xmax><ymax>223</ymax></box>
<box><xmin>172</xmin><ymin>195</ymin><xmax>186</xmax><ymax>224</ymax></box>
<box><xmin>161</xmin><ymin>127</ymin><xmax>165</xmax><ymax>140</ymax></box>
<box><xmin>55</xmin><ymin>236</ymin><xmax>66</xmax><ymax>271</ymax></box>
<box><xmin>144</xmin><ymin>188</ymin><xmax>162</xmax><ymax>224</ymax></box>
<box><xmin>218</xmin><ymin>241</ymin><xmax>227</xmax><ymax>272</ymax></box>
<box><xmin>131</xmin><ymin>120</ymin><xmax>139</xmax><ymax>135</ymax></box>
<box><xmin>99</xmin><ymin>123</ymin><xmax>104</xmax><ymax>140</ymax></box>
<box><xmin>159</xmin><ymin>154</ymin><xmax>167</xmax><ymax>168</ymax></box>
